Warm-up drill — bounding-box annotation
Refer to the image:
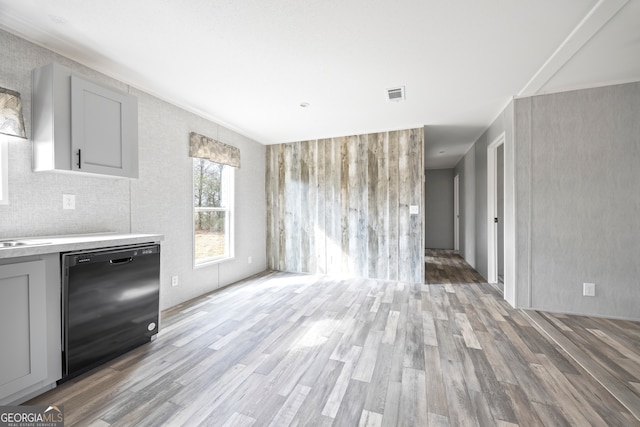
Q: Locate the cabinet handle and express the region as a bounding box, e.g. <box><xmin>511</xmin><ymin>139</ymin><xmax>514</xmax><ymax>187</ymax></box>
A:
<box><xmin>110</xmin><ymin>257</ymin><xmax>133</xmax><ymax>265</ymax></box>
<box><xmin>77</xmin><ymin>149</ymin><xmax>82</xmax><ymax>169</ymax></box>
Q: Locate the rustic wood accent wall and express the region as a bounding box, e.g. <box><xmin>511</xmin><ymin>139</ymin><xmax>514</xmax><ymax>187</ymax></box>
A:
<box><xmin>266</xmin><ymin>128</ymin><xmax>424</xmax><ymax>283</ymax></box>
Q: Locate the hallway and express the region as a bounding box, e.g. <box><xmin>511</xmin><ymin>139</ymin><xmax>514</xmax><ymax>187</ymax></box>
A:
<box><xmin>425</xmin><ymin>249</ymin><xmax>485</xmax><ymax>285</ymax></box>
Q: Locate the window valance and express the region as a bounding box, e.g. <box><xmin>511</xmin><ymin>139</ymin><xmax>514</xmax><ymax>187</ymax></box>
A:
<box><xmin>189</xmin><ymin>131</ymin><xmax>241</xmax><ymax>168</ymax></box>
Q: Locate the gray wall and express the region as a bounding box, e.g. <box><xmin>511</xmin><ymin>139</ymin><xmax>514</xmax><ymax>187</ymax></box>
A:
<box><xmin>515</xmin><ymin>82</ymin><xmax>640</xmax><ymax>320</ymax></box>
<box><xmin>266</xmin><ymin>129</ymin><xmax>424</xmax><ymax>284</ymax></box>
<box><xmin>0</xmin><ymin>29</ymin><xmax>267</xmax><ymax>310</ymax></box>
<box><xmin>425</xmin><ymin>168</ymin><xmax>454</xmax><ymax>249</ymax></box>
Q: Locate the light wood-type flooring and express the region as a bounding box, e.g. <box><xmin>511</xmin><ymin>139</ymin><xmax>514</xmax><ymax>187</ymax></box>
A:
<box><xmin>30</xmin><ymin>251</ymin><xmax>640</xmax><ymax>426</ymax></box>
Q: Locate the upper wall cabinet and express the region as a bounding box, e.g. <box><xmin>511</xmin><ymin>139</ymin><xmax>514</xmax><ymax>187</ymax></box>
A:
<box><xmin>32</xmin><ymin>63</ymin><xmax>138</xmax><ymax>178</ymax></box>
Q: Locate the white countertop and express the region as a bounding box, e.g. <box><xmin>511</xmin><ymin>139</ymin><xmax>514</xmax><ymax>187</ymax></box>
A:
<box><xmin>0</xmin><ymin>233</ymin><xmax>164</xmax><ymax>259</ymax></box>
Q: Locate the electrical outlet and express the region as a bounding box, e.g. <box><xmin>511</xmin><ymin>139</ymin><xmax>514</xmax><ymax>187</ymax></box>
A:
<box><xmin>583</xmin><ymin>282</ymin><xmax>596</xmax><ymax>297</ymax></box>
<box><xmin>171</xmin><ymin>276</ymin><xmax>179</xmax><ymax>287</ymax></box>
<box><xmin>62</xmin><ymin>194</ymin><xmax>75</xmax><ymax>210</ymax></box>
<box><xmin>248</xmin><ymin>256</ymin><xmax>252</xmax><ymax>264</ymax></box>
<box><xmin>409</xmin><ymin>205</ymin><xmax>419</xmax><ymax>215</ymax></box>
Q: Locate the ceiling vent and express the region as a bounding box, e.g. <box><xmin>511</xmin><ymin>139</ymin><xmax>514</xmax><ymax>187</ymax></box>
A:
<box><xmin>386</xmin><ymin>86</ymin><xmax>405</xmax><ymax>102</ymax></box>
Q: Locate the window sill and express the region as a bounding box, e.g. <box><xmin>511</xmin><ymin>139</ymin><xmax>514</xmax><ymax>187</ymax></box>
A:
<box><xmin>194</xmin><ymin>255</ymin><xmax>234</xmax><ymax>269</ymax></box>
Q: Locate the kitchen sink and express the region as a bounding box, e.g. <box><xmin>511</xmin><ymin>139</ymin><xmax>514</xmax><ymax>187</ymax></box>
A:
<box><xmin>0</xmin><ymin>240</ymin><xmax>50</xmax><ymax>248</ymax></box>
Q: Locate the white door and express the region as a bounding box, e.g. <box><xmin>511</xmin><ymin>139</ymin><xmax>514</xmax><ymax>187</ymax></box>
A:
<box><xmin>487</xmin><ymin>133</ymin><xmax>505</xmax><ymax>284</ymax></box>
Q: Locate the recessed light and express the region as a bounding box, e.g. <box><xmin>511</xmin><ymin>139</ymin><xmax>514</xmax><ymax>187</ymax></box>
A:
<box><xmin>300</xmin><ymin>102</ymin><xmax>310</xmax><ymax>108</ymax></box>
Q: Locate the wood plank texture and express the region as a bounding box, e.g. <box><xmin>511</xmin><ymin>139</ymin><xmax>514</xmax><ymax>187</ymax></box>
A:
<box><xmin>27</xmin><ymin>252</ymin><xmax>640</xmax><ymax>426</ymax></box>
<box><xmin>266</xmin><ymin>128</ymin><xmax>424</xmax><ymax>283</ymax></box>
<box><xmin>525</xmin><ymin>309</ymin><xmax>640</xmax><ymax>423</ymax></box>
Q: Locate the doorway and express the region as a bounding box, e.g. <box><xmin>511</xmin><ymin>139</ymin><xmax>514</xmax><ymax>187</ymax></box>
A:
<box><xmin>453</xmin><ymin>174</ymin><xmax>459</xmax><ymax>252</ymax></box>
<box><xmin>487</xmin><ymin>133</ymin><xmax>505</xmax><ymax>286</ymax></box>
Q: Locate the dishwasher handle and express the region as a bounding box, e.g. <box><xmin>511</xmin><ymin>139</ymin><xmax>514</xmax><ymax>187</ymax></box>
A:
<box><xmin>110</xmin><ymin>257</ymin><xmax>134</xmax><ymax>265</ymax></box>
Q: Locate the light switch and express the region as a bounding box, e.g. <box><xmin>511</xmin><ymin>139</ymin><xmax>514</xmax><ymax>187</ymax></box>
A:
<box><xmin>63</xmin><ymin>194</ymin><xmax>75</xmax><ymax>210</ymax></box>
<box><xmin>409</xmin><ymin>205</ymin><xmax>419</xmax><ymax>215</ymax></box>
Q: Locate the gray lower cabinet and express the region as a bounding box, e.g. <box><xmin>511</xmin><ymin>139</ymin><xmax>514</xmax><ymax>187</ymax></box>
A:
<box><xmin>32</xmin><ymin>62</ymin><xmax>138</xmax><ymax>178</ymax></box>
<box><xmin>0</xmin><ymin>254</ymin><xmax>62</xmax><ymax>404</ymax></box>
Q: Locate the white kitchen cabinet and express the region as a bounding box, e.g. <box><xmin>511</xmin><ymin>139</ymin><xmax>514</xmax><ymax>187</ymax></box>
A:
<box><xmin>32</xmin><ymin>63</ymin><xmax>138</xmax><ymax>178</ymax></box>
<box><xmin>0</xmin><ymin>254</ymin><xmax>62</xmax><ymax>404</ymax></box>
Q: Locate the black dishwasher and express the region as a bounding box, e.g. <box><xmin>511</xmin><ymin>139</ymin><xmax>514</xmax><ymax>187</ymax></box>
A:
<box><xmin>60</xmin><ymin>244</ymin><xmax>160</xmax><ymax>382</ymax></box>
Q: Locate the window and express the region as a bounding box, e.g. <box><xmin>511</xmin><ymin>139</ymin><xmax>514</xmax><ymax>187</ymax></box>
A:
<box><xmin>193</xmin><ymin>158</ymin><xmax>234</xmax><ymax>265</ymax></box>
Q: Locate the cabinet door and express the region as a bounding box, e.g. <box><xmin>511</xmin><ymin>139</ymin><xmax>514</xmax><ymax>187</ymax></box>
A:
<box><xmin>71</xmin><ymin>76</ymin><xmax>138</xmax><ymax>178</ymax></box>
<box><xmin>0</xmin><ymin>260</ymin><xmax>47</xmax><ymax>400</ymax></box>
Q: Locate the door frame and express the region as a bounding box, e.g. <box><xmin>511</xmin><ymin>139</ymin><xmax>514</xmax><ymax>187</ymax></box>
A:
<box><xmin>453</xmin><ymin>173</ymin><xmax>459</xmax><ymax>252</ymax></box>
<box><xmin>487</xmin><ymin>132</ymin><xmax>505</xmax><ymax>284</ymax></box>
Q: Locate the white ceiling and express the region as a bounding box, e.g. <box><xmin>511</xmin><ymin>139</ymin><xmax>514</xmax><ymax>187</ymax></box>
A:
<box><xmin>1</xmin><ymin>0</ymin><xmax>639</xmax><ymax>169</ymax></box>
